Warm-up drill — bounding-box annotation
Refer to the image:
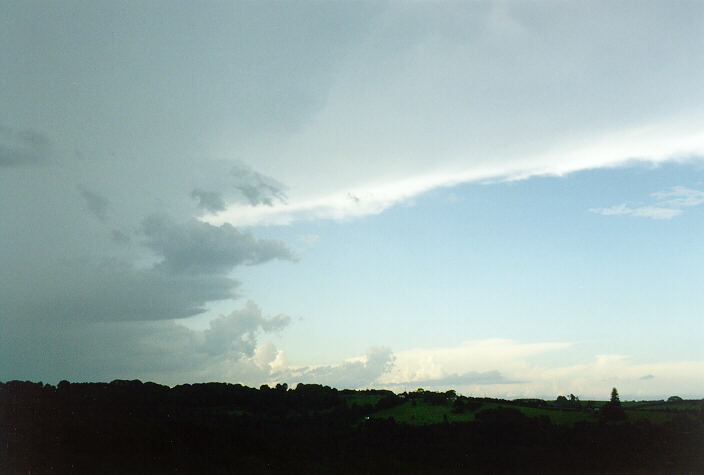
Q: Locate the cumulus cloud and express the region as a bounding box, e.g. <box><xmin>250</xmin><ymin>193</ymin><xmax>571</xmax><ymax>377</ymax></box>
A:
<box><xmin>372</xmin><ymin>341</ymin><xmax>704</xmax><ymax>399</ymax></box>
<box><xmin>590</xmin><ymin>185</ymin><xmax>704</xmax><ymax>220</ymax></box>
<box><xmin>281</xmin><ymin>347</ymin><xmax>396</xmax><ymax>389</ymax></box>
<box><xmin>202</xmin><ymin>301</ymin><xmax>290</xmax><ymax>356</ymax></box>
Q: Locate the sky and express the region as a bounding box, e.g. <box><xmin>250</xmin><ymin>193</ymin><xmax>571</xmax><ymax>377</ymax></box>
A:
<box><xmin>2</xmin><ymin>0</ymin><xmax>703</xmax><ymax>400</ymax></box>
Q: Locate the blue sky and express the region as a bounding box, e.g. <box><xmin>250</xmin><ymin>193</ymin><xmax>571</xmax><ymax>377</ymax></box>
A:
<box><xmin>2</xmin><ymin>1</ymin><xmax>703</xmax><ymax>399</ymax></box>
<box><xmin>201</xmin><ymin>161</ymin><xmax>704</xmax><ymax>397</ymax></box>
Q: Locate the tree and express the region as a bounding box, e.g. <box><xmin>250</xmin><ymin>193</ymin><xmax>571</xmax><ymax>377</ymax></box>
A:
<box><xmin>600</xmin><ymin>387</ymin><xmax>626</xmax><ymax>422</ymax></box>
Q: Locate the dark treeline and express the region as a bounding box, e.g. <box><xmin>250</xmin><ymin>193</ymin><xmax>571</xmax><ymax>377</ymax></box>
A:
<box><xmin>2</xmin><ymin>380</ymin><xmax>703</xmax><ymax>473</ymax></box>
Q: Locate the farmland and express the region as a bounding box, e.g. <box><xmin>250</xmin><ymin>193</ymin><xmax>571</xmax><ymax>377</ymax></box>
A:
<box><xmin>2</xmin><ymin>380</ymin><xmax>703</xmax><ymax>473</ymax></box>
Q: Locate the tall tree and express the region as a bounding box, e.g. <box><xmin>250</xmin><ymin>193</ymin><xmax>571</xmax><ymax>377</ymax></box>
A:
<box><xmin>610</xmin><ymin>388</ymin><xmax>621</xmax><ymax>406</ymax></box>
<box><xmin>601</xmin><ymin>387</ymin><xmax>626</xmax><ymax>422</ymax></box>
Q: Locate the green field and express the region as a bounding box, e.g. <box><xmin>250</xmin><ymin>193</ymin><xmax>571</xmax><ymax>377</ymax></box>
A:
<box><xmin>363</xmin><ymin>395</ymin><xmax>702</xmax><ymax>426</ymax></box>
<box><xmin>370</xmin><ymin>400</ymin><xmax>475</xmax><ymax>425</ymax></box>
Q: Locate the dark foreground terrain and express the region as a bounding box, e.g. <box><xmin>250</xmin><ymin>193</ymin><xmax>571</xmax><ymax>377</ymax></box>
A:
<box><xmin>2</xmin><ymin>380</ymin><xmax>703</xmax><ymax>473</ymax></box>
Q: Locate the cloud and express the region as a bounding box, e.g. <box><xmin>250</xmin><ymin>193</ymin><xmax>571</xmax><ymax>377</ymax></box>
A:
<box><xmin>372</xmin><ymin>339</ymin><xmax>571</xmax><ymax>394</ymax></box>
<box><xmin>630</xmin><ymin>206</ymin><xmax>683</xmax><ymax>219</ymax></box>
<box><xmin>202</xmin><ymin>301</ymin><xmax>290</xmax><ymax>356</ymax></box>
<box><xmin>281</xmin><ymin>347</ymin><xmax>395</xmax><ymax>389</ymax></box>
<box><xmin>2</xmin><ymin>257</ymin><xmax>237</xmax><ymax>323</ymax></box>
<box><xmin>3</xmin><ymin>2</ymin><xmax>704</xmax><ymax>389</ymax></box>
<box><xmin>110</xmin><ymin>229</ymin><xmax>131</xmax><ymax>244</ymax></box>
<box><xmin>590</xmin><ymin>185</ymin><xmax>704</xmax><ymax>220</ymax></box>
<box><xmin>374</xmin><ymin>341</ymin><xmax>704</xmax><ymax>399</ymax></box>
<box><xmin>77</xmin><ymin>184</ymin><xmax>110</xmax><ymax>221</ymax></box>
<box><xmin>230</xmin><ymin>164</ymin><xmax>287</xmax><ymax>207</ymax></box>
<box><xmin>0</xmin><ymin>300</ymin><xmax>290</xmax><ymax>384</ymax></box>
<box><xmin>202</xmin><ymin>1</ymin><xmax>704</xmax><ymax>226</ymax></box>
<box><xmin>651</xmin><ymin>186</ymin><xmax>704</xmax><ymax>207</ymax></box>
<box><xmin>191</xmin><ymin>189</ymin><xmax>226</xmax><ymax>213</ymax></box>
<box><xmin>589</xmin><ymin>204</ymin><xmax>682</xmax><ymax>220</ymax></box>
<box><xmin>0</xmin><ymin>126</ymin><xmax>51</xmax><ymax>167</ymax></box>
<box><xmin>393</xmin><ymin>370</ymin><xmax>521</xmax><ymax>389</ymax></box>
<box><xmin>141</xmin><ymin>214</ymin><xmax>296</xmax><ymax>275</ymax></box>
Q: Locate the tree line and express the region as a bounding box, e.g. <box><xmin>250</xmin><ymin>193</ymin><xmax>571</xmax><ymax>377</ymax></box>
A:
<box><xmin>1</xmin><ymin>380</ymin><xmax>702</xmax><ymax>473</ymax></box>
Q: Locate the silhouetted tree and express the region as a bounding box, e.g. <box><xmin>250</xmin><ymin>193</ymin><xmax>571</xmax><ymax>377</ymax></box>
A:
<box><xmin>600</xmin><ymin>387</ymin><xmax>626</xmax><ymax>422</ymax></box>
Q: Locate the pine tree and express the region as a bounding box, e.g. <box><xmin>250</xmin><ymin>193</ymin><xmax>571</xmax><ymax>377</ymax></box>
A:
<box><xmin>610</xmin><ymin>387</ymin><xmax>620</xmax><ymax>406</ymax></box>
<box><xmin>601</xmin><ymin>387</ymin><xmax>626</xmax><ymax>422</ymax></box>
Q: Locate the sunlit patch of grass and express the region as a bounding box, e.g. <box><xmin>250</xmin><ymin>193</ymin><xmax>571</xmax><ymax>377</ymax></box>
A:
<box><xmin>371</xmin><ymin>400</ymin><xmax>599</xmax><ymax>426</ymax></box>
<box><xmin>370</xmin><ymin>400</ymin><xmax>475</xmax><ymax>425</ymax></box>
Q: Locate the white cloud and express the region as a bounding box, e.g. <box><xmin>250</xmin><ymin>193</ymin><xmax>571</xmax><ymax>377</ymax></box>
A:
<box><xmin>590</xmin><ymin>185</ymin><xmax>704</xmax><ymax>220</ymax></box>
<box><xmin>279</xmin><ymin>347</ymin><xmax>395</xmax><ymax>389</ymax></box>
<box><xmin>206</xmin><ymin>121</ymin><xmax>704</xmax><ymax>226</ymax></box>
<box><xmin>590</xmin><ymin>205</ymin><xmax>682</xmax><ymax>220</ymax></box>
<box><xmin>380</xmin><ymin>339</ymin><xmax>570</xmax><ymax>384</ymax></box>
<box><xmin>256</xmin><ymin>339</ymin><xmax>703</xmax><ymax>399</ymax></box>
<box><xmin>651</xmin><ymin>186</ymin><xmax>704</xmax><ymax>207</ymax></box>
<box><xmin>373</xmin><ymin>340</ymin><xmax>704</xmax><ymax>399</ymax></box>
<box><xmin>630</xmin><ymin>206</ymin><xmax>683</xmax><ymax>219</ymax></box>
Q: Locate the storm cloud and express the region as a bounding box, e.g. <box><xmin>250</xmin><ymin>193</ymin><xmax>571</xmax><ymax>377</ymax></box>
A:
<box><xmin>3</xmin><ymin>1</ymin><xmax>704</xmax><ymax>393</ymax></box>
<box><xmin>141</xmin><ymin>214</ymin><xmax>295</xmax><ymax>275</ymax></box>
<box><xmin>0</xmin><ymin>301</ymin><xmax>292</xmax><ymax>384</ymax></box>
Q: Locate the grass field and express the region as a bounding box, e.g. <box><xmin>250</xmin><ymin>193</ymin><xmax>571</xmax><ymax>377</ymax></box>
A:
<box><xmin>364</xmin><ymin>396</ymin><xmax>702</xmax><ymax>426</ymax></box>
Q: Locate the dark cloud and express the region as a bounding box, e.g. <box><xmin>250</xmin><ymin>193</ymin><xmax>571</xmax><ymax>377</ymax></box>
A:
<box><xmin>3</xmin><ymin>258</ymin><xmax>237</xmax><ymax>323</ymax></box>
<box><xmin>191</xmin><ymin>189</ymin><xmax>226</xmax><ymax>212</ymax></box>
<box><xmin>0</xmin><ymin>300</ymin><xmax>288</xmax><ymax>384</ymax></box>
<box><xmin>0</xmin><ymin>127</ymin><xmax>50</xmax><ymax>167</ymax></box>
<box><xmin>639</xmin><ymin>374</ymin><xmax>655</xmax><ymax>380</ymax></box>
<box><xmin>141</xmin><ymin>214</ymin><xmax>296</xmax><ymax>275</ymax></box>
<box><xmin>77</xmin><ymin>185</ymin><xmax>110</xmax><ymax>221</ymax></box>
<box><xmin>231</xmin><ymin>165</ymin><xmax>287</xmax><ymax>206</ymax></box>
